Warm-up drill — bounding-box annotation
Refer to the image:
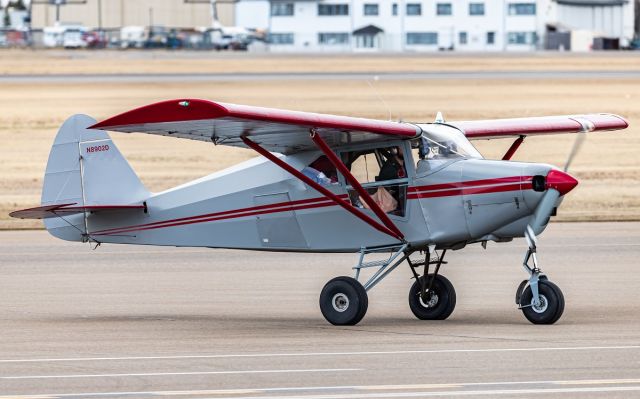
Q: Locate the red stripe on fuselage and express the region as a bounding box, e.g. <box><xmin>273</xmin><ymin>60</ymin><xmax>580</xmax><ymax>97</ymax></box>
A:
<box><xmin>93</xmin><ymin>200</ymin><xmax>337</xmax><ymax>236</ymax></box>
<box><xmin>407</xmin><ymin>182</ymin><xmax>532</xmax><ymax>199</ymax></box>
<box><xmin>92</xmin><ymin>176</ymin><xmax>528</xmax><ymax>236</ymax></box>
<box><xmin>91</xmin><ymin>195</ymin><xmax>348</xmax><ymax>236</ymax></box>
<box><xmin>408</xmin><ymin>175</ymin><xmax>532</xmax><ymax>193</ymax></box>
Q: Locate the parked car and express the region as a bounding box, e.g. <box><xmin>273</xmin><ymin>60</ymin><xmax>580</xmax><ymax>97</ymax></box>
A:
<box><xmin>120</xmin><ymin>26</ymin><xmax>145</xmax><ymax>48</ymax></box>
<box><xmin>43</xmin><ymin>25</ymin><xmax>87</xmax><ymax>48</ymax></box>
<box><xmin>83</xmin><ymin>30</ymin><xmax>108</xmax><ymax>49</ymax></box>
<box><xmin>43</xmin><ymin>26</ymin><xmax>66</xmax><ymax>48</ymax></box>
<box><xmin>63</xmin><ymin>27</ymin><xmax>87</xmax><ymax>48</ymax></box>
<box><xmin>145</xmin><ymin>26</ymin><xmax>168</xmax><ymax>48</ymax></box>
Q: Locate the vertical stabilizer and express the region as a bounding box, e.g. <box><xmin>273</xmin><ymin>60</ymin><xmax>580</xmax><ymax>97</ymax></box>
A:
<box><xmin>42</xmin><ymin>114</ymin><xmax>149</xmax><ymax>241</ymax></box>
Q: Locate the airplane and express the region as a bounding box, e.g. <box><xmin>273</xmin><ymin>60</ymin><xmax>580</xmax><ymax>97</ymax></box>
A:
<box><xmin>10</xmin><ymin>99</ymin><xmax>628</xmax><ymax>326</ymax></box>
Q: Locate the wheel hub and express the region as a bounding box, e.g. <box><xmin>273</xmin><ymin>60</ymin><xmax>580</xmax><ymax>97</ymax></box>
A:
<box><xmin>531</xmin><ymin>294</ymin><xmax>548</xmax><ymax>313</ymax></box>
<box><xmin>332</xmin><ymin>293</ymin><xmax>350</xmax><ymax>312</ymax></box>
<box><xmin>419</xmin><ymin>292</ymin><xmax>439</xmax><ymax>308</ymax></box>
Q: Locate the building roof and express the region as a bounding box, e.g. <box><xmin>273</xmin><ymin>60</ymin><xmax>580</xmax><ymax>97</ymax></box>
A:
<box><xmin>353</xmin><ymin>24</ymin><xmax>384</xmax><ymax>36</ymax></box>
<box><xmin>555</xmin><ymin>0</ymin><xmax>628</xmax><ymax>6</ymax></box>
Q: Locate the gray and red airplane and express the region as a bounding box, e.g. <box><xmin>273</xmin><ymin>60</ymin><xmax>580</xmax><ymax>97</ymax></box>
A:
<box><xmin>11</xmin><ymin>99</ymin><xmax>628</xmax><ymax>325</ymax></box>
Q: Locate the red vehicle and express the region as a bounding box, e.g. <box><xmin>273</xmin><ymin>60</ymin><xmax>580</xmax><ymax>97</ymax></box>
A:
<box><xmin>83</xmin><ymin>31</ymin><xmax>108</xmax><ymax>49</ymax></box>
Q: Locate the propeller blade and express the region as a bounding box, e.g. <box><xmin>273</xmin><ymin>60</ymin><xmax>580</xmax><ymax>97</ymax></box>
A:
<box><xmin>563</xmin><ymin>132</ymin><xmax>586</xmax><ymax>172</ymax></box>
<box><xmin>525</xmin><ymin>224</ymin><xmax>538</xmax><ymax>251</ymax></box>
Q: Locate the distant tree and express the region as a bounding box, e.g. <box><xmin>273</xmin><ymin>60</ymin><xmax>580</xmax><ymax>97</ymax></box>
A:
<box><xmin>4</xmin><ymin>9</ymin><xmax>10</xmax><ymax>29</ymax></box>
<box><xmin>8</xmin><ymin>0</ymin><xmax>27</xmax><ymax>11</ymax></box>
<box><xmin>636</xmin><ymin>0</ymin><xmax>640</xmax><ymax>38</ymax></box>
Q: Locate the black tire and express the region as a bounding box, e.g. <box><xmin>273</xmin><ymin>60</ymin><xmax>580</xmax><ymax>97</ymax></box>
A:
<box><xmin>408</xmin><ymin>274</ymin><xmax>456</xmax><ymax>320</ymax></box>
<box><xmin>319</xmin><ymin>276</ymin><xmax>368</xmax><ymax>326</ymax></box>
<box><xmin>520</xmin><ymin>280</ymin><xmax>565</xmax><ymax>324</ymax></box>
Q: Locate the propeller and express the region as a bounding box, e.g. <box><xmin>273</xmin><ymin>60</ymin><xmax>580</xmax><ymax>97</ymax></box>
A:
<box><xmin>563</xmin><ymin>132</ymin><xmax>586</xmax><ymax>172</ymax></box>
<box><xmin>524</xmin><ymin>118</ymin><xmax>592</xmax><ymax>260</ymax></box>
<box><xmin>563</xmin><ymin>117</ymin><xmax>594</xmax><ymax>172</ymax></box>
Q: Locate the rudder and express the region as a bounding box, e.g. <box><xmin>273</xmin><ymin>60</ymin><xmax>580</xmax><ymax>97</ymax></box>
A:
<box><xmin>42</xmin><ymin>114</ymin><xmax>149</xmax><ymax>241</ymax></box>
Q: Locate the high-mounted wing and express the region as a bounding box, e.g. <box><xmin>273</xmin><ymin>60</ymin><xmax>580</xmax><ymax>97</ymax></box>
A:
<box><xmin>450</xmin><ymin>114</ymin><xmax>628</xmax><ymax>140</ymax></box>
<box><xmin>10</xmin><ymin>203</ymin><xmax>145</xmax><ymax>219</ymax></box>
<box><xmin>90</xmin><ymin>99</ymin><xmax>421</xmax><ymax>154</ymax></box>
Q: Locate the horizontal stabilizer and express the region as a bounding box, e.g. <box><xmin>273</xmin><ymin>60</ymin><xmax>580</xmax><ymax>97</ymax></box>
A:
<box><xmin>10</xmin><ymin>203</ymin><xmax>145</xmax><ymax>220</ymax></box>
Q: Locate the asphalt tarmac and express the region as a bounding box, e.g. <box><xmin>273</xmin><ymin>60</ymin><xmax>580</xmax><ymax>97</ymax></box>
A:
<box><xmin>1</xmin><ymin>222</ymin><xmax>639</xmax><ymax>398</ymax></box>
<box><xmin>2</xmin><ymin>70</ymin><xmax>640</xmax><ymax>83</ymax></box>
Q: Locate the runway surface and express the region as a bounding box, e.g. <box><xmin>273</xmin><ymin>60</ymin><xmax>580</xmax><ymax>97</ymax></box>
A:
<box><xmin>1</xmin><ymin>222</ymin><xmax>639</xmax><ymax>398</ymax></box>
<box><xmin>2</xmin><ymin>70</ymin><xmax>640</xmax><ymax>83</ymax></box>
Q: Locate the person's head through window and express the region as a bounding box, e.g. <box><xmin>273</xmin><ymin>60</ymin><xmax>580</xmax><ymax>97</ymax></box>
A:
<box><xmin>377</xmin><ymin>146</ymin><xmax>406</xmax><ymax>181</ymax></box>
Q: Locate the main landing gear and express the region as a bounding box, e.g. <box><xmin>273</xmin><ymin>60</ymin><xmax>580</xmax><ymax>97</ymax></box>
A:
<box><xmin>319</xmin><ymin>233</ymin><xmax>564</xmax><ymax>326</ymax></box>
<box><xmin>515</xmin><ymin>228</ymin><xmax>565</xmax><ymax>324</ymax></box>
<box><xmin>406</xmin><ymin>249</ymin><xmax>456</xmax><ymax>321</ymax></box>
<box><xmin>319</xmin><ymin>244</ymin><xmax>456</xmax><ymax>325</ymax></box>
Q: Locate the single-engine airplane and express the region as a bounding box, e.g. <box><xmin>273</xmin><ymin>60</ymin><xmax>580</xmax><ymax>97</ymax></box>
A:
<box><xmin>11</xmin><ymin>99</ymin><xmax>628</xmax><ymax>325</ymax></box>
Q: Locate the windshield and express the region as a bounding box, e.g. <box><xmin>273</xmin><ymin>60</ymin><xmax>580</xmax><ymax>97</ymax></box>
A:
<box><xmin>413</xmin><ymin>124</ymin><xmax>482</xmax><ymax>174</ymax></box>
<box><xmin>418</xmin><ymin>125</ymin><xmax>482</xmax><ymax>161</ymax></box>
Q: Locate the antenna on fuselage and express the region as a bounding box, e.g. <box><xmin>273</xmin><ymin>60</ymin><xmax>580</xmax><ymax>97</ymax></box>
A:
<box><xmin>435</xmin><ymin>111</ymin><xmax>445</xmax><ymax>123</ymax></box>
<box><xmin>365</xmin><ymin>76</ymin><xmax>397</xmax><ymax>122</ymax></box>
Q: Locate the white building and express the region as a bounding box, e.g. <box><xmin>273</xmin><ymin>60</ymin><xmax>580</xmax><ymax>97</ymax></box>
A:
<box><xmin>551</xmin><ymin>0</ymin><xmax>635</xmax><ymax>50</ymax></box>
<box><xmin>234</xmin><ymin>0</ymin><xmax>635</xmax><ymax>52</ymax></box>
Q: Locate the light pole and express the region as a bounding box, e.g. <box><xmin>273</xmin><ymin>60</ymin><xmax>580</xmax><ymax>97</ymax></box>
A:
<box><xmin>97</xmin><ymin>0</ymin><xmax>102</xmax><ymax>31</ymax></box>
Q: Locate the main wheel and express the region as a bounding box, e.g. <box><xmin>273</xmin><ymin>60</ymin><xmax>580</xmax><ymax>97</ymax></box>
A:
<box><xmin>520</xmin><ymin>280</ymin><xmax>565</xmax><ymax>324</ymax></box>
<box><xmin>408</xmin><ymin>274</ymin><xmax>456</xmax><ymax>320</ymax></box>
<box><xmin>319</xmin><ymin>276</ymin><xmax>368</xmax><ymax>325</ymax></box>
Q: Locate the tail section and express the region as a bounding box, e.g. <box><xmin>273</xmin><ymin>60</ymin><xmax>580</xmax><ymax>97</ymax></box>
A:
<box><xmin>42</xmin><ymin>114</ymin><xmax>149</xmax><ymax>241</ymax></box>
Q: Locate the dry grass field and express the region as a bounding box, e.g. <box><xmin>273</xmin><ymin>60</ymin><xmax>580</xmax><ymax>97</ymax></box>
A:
<box><xmin>2</xmin><ymin>49</ymin><xmax>640</xmax><ymax>74</ymax></box>
<box><xmin>1</xmin><ymin>51</ymin><xmax>639</xmax><ymax>229</ymax></box>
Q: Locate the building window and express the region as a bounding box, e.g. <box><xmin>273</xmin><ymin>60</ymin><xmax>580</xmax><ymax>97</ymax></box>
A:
<box><xmin>436</xmin><ymin>3</ymin><xmax>452</xmax><ymax>15</ymax></box>
<box><xmin>406</xmin><ymin>3</ymin><xmax>422</xmax><ymax>15</ymax></box>
<box><xmin>459</xmin><ymin>31</ymin><xmax>467</xmax><ymax>44</ymax></box>
<box><xmin>319</xmin><ymin>32</ymin><xmax>350</xmax><ymax>45</ymax></box>
<box><xmin>269</xmin><ymin>33</ymin><xmax>294</xmax><ymax>44</ymax></box>
<box><xmin>318</xmin><ymin>4</ymin><xmax>349</xmax><ymax>16</ymax></box>
<box><xmin>364</xmin><ymin>3</ymin><xmax>379</xmax><ymax>15</ymax></box>
<box><xmin>508</xmin><ymin>3</ymin><xmax>536</xmax><ymax>15</ymax></box>
<box><xmin>486</xmin><ymin>31</ymin><xmax>495</xmax><ymax>44</ymax></box>
<box><xmin>507</xmin><ymin>31</ymin><xmax>537</xmax><ymax>44</ymax></box>
<box><xmin>406</xmin><ymin>32</ymin><xmax>438</xmax><ymax>45</ymax></box>
<box><xmin>271</xmin><ymin>3</ymin><xmax>294</xmax><ymax>16</ymax></box>
<box><xmin>469</xmin><ymin>2</ymin><xmax>484</xmax><ymax>15</ymax></box>
<box><xmin>392</xmin><ymin>3</ymin><xmax>398</xmax><ymax>15</ymax></box>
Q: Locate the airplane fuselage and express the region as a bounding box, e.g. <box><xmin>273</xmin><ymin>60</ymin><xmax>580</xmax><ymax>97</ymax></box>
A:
<box><xmin>75</xmin><ymin>143</ymin><xmax>561</xmax><ymax>252</ymax></box>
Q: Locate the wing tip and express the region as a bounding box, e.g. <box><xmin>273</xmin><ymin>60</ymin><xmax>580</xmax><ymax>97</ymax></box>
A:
<box><xmin>89</xmin><ymin>99</ymin><xmax>228</xmax><ymax>130</ymax></box>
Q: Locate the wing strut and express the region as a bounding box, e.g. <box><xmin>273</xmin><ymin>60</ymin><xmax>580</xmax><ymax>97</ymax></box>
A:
<box><xmin>502</xmin><ymin>135</ymin><xmax>525</xmax><ymax>160</ymax></box>
<box><xmin>241</xmin><ymin>136</ymin><xmax>403</xmax><ymax>241</ymax></box>
<box><xmin>310</xmin><ymin>130</ymin><xmax>405</xmax><ymax>240</ymax></box>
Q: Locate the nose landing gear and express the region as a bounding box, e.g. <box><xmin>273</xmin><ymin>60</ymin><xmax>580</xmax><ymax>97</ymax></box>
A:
<box><xmin>516</xmin><ymin>227</ymin><xmax>565</xmax><ymax>324</ymax></box>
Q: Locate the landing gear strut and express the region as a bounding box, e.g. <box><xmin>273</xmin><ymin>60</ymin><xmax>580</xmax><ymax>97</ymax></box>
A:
<box><xmin>319</xmin><ymin>244</ymin><xmax>457</xmax><ymax>325</ymax></box>
<box><xmin>516</xmin><ymin>228</ymin><xmax>565</xmax><ymax>324</ymax></box>
<box><xmin>319</xmin><ymin>244</ymin><xmax>408</xmax><ymax>325</ymax></box>
<box><xmin>407</xmin><ymin>248</ymin><xmax>456</xmax><ymax>320</ymax></box>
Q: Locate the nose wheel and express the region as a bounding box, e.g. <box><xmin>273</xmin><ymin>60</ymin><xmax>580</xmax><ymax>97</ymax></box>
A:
<box><xmin>516</xmin><ymin>227</ymin><xmax>565</xmax><ymax>324</ymax></box>
<box><xmin>518</xmin><ymin>279</ymin><xmax>565</xmax><ymax>324</ymax></box>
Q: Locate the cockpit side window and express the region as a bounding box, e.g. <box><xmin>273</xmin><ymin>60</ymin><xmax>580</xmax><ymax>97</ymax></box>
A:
<box><xmin>339</xmin><ymin>145</ymin><xmax>409</xmax><ymax>216</ymax></box>
<box><xmin>302</xmin><ymin>155</ymin><xmax>339</xmax><ymax>186</ymax></box>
